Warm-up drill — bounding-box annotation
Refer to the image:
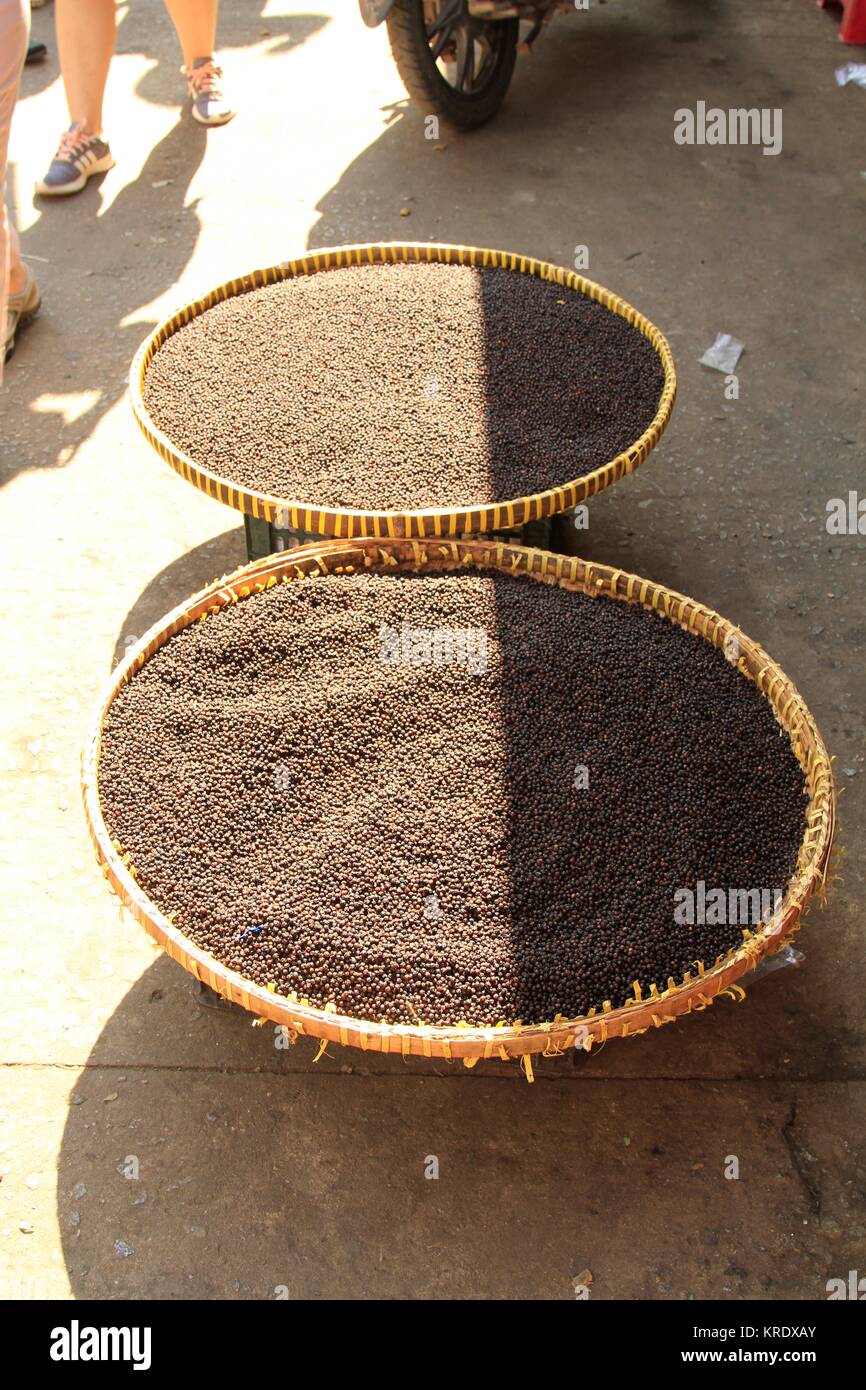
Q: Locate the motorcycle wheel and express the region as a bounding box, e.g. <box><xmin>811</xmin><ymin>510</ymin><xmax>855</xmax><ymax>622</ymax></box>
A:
<box><xmin>386</xmin><ymin>0</ymin><xmax>519</xmax><ymax>132</ymax></box>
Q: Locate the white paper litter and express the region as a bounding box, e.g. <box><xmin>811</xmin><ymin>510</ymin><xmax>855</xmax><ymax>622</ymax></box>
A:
<box><xmin>835</xmin><ymin>64</ymin><xmax>866</xmax><ymax>90</ymax></box>
<box><xmin>748</xmin><ymin>945</ymin><xmax>805</xmax><ymax>984</ymax></box>
<box><xmin>698</xmin><ymin>333</ymin><xmax>743</xmax><ymax>374</ymax></box>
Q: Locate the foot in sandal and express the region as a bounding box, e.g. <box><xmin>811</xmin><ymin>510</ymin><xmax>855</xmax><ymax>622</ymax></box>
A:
<box><xmin>4</xmin><ymin>270</ymin><xmax>41</xmax><ymax>363</ymax></box>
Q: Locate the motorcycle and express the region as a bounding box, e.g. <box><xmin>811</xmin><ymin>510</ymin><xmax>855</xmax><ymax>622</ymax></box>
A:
<box><xmin>359</xmin><ymin>1</ymin><xmax>571</xmax><ymax>131</ymax></box>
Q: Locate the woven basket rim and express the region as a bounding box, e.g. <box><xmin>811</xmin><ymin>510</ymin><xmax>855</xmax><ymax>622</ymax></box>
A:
<box><xmin>128</xmin><ymin>241</ymin><xmax>677</xmax><ymax>541</ymax></box>
<box><xmin>82</xmin><ymin>539</ymin><xmax>834</xmax><ymax>1061</ymax></box>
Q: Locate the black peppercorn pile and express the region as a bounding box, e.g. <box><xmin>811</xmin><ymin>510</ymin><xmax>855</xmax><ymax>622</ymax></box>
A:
<box><xmin>97</xmin><ymin>571</ymin><xmax>808</xmax><ymax>1028</ymax></box>
<box><xmin>142</xmin><ymin>262</ymin><xmax>665</xmax><ymax>510</ymax></box>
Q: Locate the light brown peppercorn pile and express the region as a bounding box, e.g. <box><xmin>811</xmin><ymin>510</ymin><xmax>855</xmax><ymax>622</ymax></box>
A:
<box><xmin>142</xmin><ymin>263</ymin><xmax>665</xmax><ymax>510</ymax></box>
<box><xmin>97</xmin><ymin>571</ymin><xmax>808</xmax><ymax>1027</ymax></box>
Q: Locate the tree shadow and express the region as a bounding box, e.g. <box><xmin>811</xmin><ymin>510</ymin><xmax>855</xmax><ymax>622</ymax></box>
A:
<box><xmin>201</xmin><ymin>2</ymin><xmax>330</xmax><ymax>60</ymax></box>
<box><xmin>18</xmin><ymin>2</ymin><xmax>331</xmax><ymax>107</ymax></box>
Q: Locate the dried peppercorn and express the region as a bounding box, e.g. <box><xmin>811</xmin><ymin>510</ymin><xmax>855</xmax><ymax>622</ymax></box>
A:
<box><xmin>142</xmin><ymin>262</ymin><xmax>665</xmax><ymax>512</ymax></box>
<box><xmin>97</xmin><ymin>570</ymin><xmax>807</xmax><ymax>1028</ymax></box>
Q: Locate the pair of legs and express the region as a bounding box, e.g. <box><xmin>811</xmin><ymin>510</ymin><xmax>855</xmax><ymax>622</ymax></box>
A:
<box><xmin>39</xmin><ymin>0</ymin><xmax>232</xmax><ymax>195</ymax></box>
<box><xmin>57</xmin><ymin>0</ymin><xmax>219</xmax><ymax>136</ymax></box>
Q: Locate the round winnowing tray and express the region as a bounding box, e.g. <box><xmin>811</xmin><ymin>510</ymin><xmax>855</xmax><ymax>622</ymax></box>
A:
<box><xmin>130</xmin><ymin>242</ymin><xmax>676</xmax><ymax>541</ymax></box>
<box><xmin>82</xmin><ymin>538</ymin><xmax>834</xmax><ymax>1077</ymax></box>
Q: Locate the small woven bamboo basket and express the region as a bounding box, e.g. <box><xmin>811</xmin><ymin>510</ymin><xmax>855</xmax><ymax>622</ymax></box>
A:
<box><xmin>82</xmin><ymin>538</ymin><xmax>834</xmax><ymax>1075</ymax></box>
<box><xmin>129</xmin><ymin>241</ymin><xmax>676</xmax><ymax>542</ymax></box>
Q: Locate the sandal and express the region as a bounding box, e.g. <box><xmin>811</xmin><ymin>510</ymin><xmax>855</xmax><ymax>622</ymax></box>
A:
<box><xmin>5</xmin><ymin>270</ymin><xmax>42</xmax><ymax>362</ymax></box>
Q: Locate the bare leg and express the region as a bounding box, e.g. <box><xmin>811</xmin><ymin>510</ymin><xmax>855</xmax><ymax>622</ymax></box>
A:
<box><xmin>163</xmin><ymin>0</ymin><xmax>233</xmax><ymax>126</ymax></box>
<box><xmin>8</xmin><ymin>223</ymin><xmax>25</xmax><ymax>295</ymax></box>
<box><xmin>1</xmin><ymin>0</ymin><xmax>29</xmax><ymax>375</ymax></box>
<box><xmin>162</xmin><ymin>0</ymin><xmax>219</xmax><ymax>70</ymax></box>
<box><xmin>55</xmin><ymin>0</ymin><xmax>116</xmax><ymax>136</ymax></box>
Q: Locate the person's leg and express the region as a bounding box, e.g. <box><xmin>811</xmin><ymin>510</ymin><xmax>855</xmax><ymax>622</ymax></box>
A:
<box><xmin>163</xmin><ymin>0</ymin><xmax>234</xmax><ymax>126</ymax></box>
<box><xmin>36</xmin><ymin>0</ymin><xmax>116</xmax><ymax>197</ymax></box>
<box><xmin>55</xmin><ymin>0</ymin><xmax>116</xmax><ymax>135</ymax></box>
<box><xmin>8</xmin><ymin>222</ymin><xmax>25</xmax><ymax>295</ymax></box>
<box><xmin>162</xmin><ymin>0</ymin><xmax>217</xmax><ymax>72</ymax></box>
<box><xmin>1</xmin><ymin>0</ymin><xmax>31</xmax><ymax>373</ymax></box>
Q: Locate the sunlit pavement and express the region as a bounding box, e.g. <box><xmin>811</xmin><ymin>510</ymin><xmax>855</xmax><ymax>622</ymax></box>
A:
<box><xmin>0</xmin><ymin>1</ymin><xmax>863</xmax><ymax>1299</ymax></box>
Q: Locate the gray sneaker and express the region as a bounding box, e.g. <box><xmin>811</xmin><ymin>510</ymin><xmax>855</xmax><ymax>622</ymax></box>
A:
<box><xmin>36</xmin><ymin>122</ymin><xmax>115</xmax><ymax>196</ymax></box>
<box><xmin>185</xmin><ymin>57</ymin><xmax>235</xmax><ymax>127</ymax></box>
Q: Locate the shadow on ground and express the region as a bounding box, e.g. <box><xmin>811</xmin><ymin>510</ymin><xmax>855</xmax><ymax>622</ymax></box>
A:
<box><xmin>133</xmin><ymin>7</ymin><xmax>330</xmax><ymax>109</ymax></box>
<box><xmin>57</xmin><ymin>953</ymin><xmax>860</xmax><ymax>1301</ymax></box>
<box><xmin>307</xmin><ymin>0</ymin><xmax>731</xmax><ymax>248</ymax></box>
<box><xmin>4</xmin><ymin>3</ymin><xmax>329</xmax><ymax>493</ymax></box>
<box><xmin>110</xmin><ymin>528</ymin><xmax>246</xmax><ymax>669</ymax></box>
<box><xmin>4</xmin><ymin>116</ymin><xmax>206</xmax><ymax>489</ymax></box>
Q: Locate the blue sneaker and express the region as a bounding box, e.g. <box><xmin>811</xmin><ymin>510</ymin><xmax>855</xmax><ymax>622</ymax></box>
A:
<box><xmin>185</xmin><ymin>57</ymin><xmax>235</xmax><ymax>127</ymax></box>
<box><xmin>36</xmin><ymin>122</ymin><xmax>114</xmax><ymax>197</ymax></box>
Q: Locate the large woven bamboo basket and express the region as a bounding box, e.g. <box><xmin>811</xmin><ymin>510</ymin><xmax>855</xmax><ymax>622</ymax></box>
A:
<box><xmin>129</xmin><ymin>242</ymin><xmax>676</xmax><ymax>541</ymax></box>
<box><xmin>81</xmin><ymin>539</ymin><xmax>834</xmax><ymax>1076</ymax></box>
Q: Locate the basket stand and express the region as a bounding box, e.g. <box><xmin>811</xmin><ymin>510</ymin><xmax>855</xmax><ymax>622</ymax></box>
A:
<box><xmin>242</xmin><ymin>511</ymin><xmax>555</xmax><ymax>562</ymax></box>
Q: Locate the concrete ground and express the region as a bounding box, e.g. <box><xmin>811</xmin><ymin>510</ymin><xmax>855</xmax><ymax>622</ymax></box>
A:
<box><xmin>1</xmin><ymin>0</ymin><xmax>864</xmax><ymax>1301</ymax></box>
